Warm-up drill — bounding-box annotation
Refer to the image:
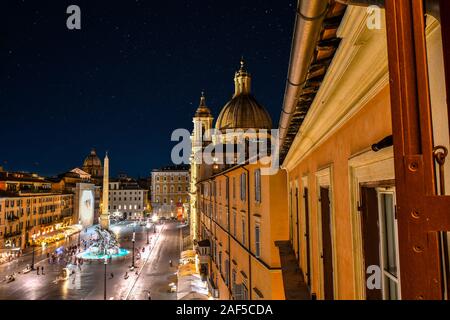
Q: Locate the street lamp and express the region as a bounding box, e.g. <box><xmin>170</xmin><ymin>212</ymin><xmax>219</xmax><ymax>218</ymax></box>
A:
<box><xmin>104</xmin><ymin>257</ymin><xmax>107</xmax><ymax>300</ymax></box>
<box><xmin>131</xmin><ymin>232</ymin><xmax>136</xmax><ymax>268</ymax></box>
<box><xmin>31</xmin><ymin>234</ymin><xmax>36</xmax><ymax>270</ymax></box>
<box><xmin>146</xmin><ymin>224</ymin><xmax>150</xmax><ymax>245</ymax></box>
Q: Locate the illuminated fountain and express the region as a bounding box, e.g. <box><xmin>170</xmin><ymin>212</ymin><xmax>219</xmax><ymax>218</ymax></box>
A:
<box><xmin>77</xmin><ymin>153</ymin><xmax>129</xmax><ymax>261</ymax></box>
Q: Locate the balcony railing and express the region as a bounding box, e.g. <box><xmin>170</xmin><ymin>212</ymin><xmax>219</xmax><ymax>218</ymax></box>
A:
<box><xmin>4</xmin><ymin>231</ymin><xmax>22</xmax><ymax>238</ymax></box>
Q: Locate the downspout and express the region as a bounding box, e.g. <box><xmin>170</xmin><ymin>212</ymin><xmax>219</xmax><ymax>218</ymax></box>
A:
<box><xmin>242</xmin><ymin>166</ymin><xmax>252</xmax><ymax>300</ymax></box>
<box><xmin>279</xmin><ymin>0</ymin><xmax>330</xmax><ymax>150</ymax></box>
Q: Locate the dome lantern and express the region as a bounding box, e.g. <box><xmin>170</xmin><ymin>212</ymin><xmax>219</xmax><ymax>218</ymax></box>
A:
<box><xmin>234</xmin><ymin>58</ymin><xmax>252</xmax><ymax>97</ymax></box>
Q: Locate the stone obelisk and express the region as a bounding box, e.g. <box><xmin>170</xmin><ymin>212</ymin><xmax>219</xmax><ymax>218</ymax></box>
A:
<box><xmin>100</xmin><ymin>152</ymin><xmax>110</xmax><ymax>230</ymax></box>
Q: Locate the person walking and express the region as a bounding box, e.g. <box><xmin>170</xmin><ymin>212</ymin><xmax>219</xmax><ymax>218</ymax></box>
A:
<box><xmin>41</xmin><ymin>266</ymin><xmax>44</xmax><ymax>275</ymax></box>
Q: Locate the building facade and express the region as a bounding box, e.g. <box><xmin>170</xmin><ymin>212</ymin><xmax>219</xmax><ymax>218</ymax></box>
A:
<box><xmin>190</xmin><ymin>60</ymin><xmax>289</xmax><ymax>300</ymax></box>
<box><xmin>0</xmin><ymin>171</ymin><xmax>74</xmax><ymax>251</ymax></box>
<box><xmin>278</xmin><ymin>0</ymin><xmax>450</xmax><ymax>300</ymax></box>
<box><xmin>151</xmin><ymin>166</ymin><xmax>190</xmax><ymax>219</ymax></box>
<box><xmin>190</xmin><ymin>93</ymin><xmax>214</xmax><ymax>240</ymax></box>
<box><xmin>108</xmin><ymin>176</ymin><xmax>148</xmax><ymax>220</ymax></box>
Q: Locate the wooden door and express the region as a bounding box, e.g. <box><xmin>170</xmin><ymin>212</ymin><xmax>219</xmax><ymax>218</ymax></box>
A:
<box><xmin>304</xmin><ymin>187</ymin><xmax>312</xmax><ymax>288</ymax></box>
<box><xmin>320</xmin><ymin>187</ymin><xmax>334</xmax><ymax>300</ymax></box>
<box><xmin>361</xmin><ymin>187</ymin><xmax>383</xmax><ymax>300</ymax></box>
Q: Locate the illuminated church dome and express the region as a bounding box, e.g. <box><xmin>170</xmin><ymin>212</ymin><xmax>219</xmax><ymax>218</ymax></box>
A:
<box><xmin>82</xmin><ymin>149</ymin><xmax>103</xmax><ymax>178</ymax></box>
<box><xmin>215</xmin><ymin>59</ymin><xmax>272</xmax><ymax>132</ymax></box>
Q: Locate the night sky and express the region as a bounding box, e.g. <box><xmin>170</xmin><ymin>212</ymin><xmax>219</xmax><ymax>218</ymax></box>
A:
<box><xmin>0</xmin><ymin>0</ymin><xmax>296</xmax><ymax>178</ymax></box>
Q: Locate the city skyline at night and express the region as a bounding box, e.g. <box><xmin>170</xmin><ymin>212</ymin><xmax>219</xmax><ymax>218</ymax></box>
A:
<box><xmin>0</xmin><ymin>0</ymin><xmax>296</xmax><ymax>177</ymax></box>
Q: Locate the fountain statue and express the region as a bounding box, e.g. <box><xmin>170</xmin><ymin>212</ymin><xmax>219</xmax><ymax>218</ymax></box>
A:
<box><xmin>77</xmin><ymin>153</ymin><xmax>129</xmax><ymax>261</ymax></box>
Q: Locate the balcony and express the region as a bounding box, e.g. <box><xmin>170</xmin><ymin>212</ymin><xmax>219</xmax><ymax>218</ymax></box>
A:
<box><xmin>4</xmin><ymin>231</ymin><xmax>22</xmax><ymax>238</ymax></box>
<box><xmin>6</xmin><ymin>215</ymin><xmax>20</xmax><ymax>222</ymax></box>
<box><xmin>275</xmin><ymin>241</ymin><xmax>311</xmax><ymax>300</ymax></box>
<box><xmin>61</xmin><ymin>208</ymin><xmax>73</xmax><ymax>217</ymax></box>
<box><xmin>195</xmin><ymin>239</ymin><xmax>211</xmax><ymax>264</ymax></box>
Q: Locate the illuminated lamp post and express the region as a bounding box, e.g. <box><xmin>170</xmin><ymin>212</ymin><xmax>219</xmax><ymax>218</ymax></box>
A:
<box><xmin>104</xmin><ymin>257</ymin><xmax>108</xmax><ymax>300</ymax></box>
<box><xmin>131</xmin><ymin>232</ymin><xmax>136</xmax><ymax>268</ymax></box>
<box><xmin>152</xmin><ymin>214</ymin><xmax>158</xmax><ymax>233</ymax></box>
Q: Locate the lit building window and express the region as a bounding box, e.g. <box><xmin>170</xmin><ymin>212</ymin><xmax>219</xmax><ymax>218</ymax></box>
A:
<box><xmin>255</xmin><ymin>169</ymin><xmax>261</xmax><ymax>203</ymax></box>
<box><xmin>255</xmin><ymin>225</ymin><xmax>261</xmax><ymax>258</ymax></box>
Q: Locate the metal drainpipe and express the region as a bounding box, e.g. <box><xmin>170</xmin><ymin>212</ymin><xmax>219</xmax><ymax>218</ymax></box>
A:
<box><xmin>242</xmin><ymin>166</ymin><xmax>252</xmax><ymax>300</ymax></box>
<box><xmin>279</xmin><ymin>0</ymin><xmax>440</xmax><ymax>150</ymax></box>
<box><xmin>278</xmin><ymin>0</ymin><xmax>330</xmax><ymax>149</ymax></box>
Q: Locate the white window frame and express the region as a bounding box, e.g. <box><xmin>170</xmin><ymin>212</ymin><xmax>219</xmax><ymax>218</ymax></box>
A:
<box><xmin>315</xmin><ymin>165</ymin><xmax>337</xmax><ymax>300</ymax></box>
<box><xmin>377</xmin><ymin>187</ymin><xmax>401</xmax><ymax>300</ymax></box>
<box><xmin>255</xmin><ymin>223</ymin><xmax>261</xmax><ymax>258</ymax></box>
<box><xmin>348</xmin><ymin>146</ymin><xmax>398</xmax><ymax>299</ymax></box>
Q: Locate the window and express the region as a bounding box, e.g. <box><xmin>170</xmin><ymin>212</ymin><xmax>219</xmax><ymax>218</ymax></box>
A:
<box><xmin>255</xmin><ymin>225</ymin><xmax>261</xmax><ymax>258</ymax></box>
<box><xmin>225</xmin><ymin>260</ymin><xmax>230</xmax><ymax>286</ymax></box>
<box><xmin>240</xmin><ymin>173</ymin><xmax>246</xmax><ymax>201</ymax></box>
<box><xmin>233</xmin><ymin>211</ymin><xmax>237</xmax><ymax>237</ymax></box>
<box><xmin>242</xmin><ymin>218</ymin><xmax>246</xmax><ymax>245</ymax></box>
<box><xmin>379</xmin><ymin>191</ymin><xmax>400</xmax><ymax>300</ymax></box>
<box><xmin>232</xmin><ymin>270</ymin><xmax>237</xmax><ymax>289</ymax></box>
<box><xmin>226</xmin><ymin>177</ymin><xmax>229</xmax><ymax>200</ymax></box>
<box><xmin>233</xmin><ymin>178</ymin><xmax>236</xmax><ymax>199</ymax></box>
<box><xmin>255</xmin><ymin>169</ymin><xmax>261</xmax><ymax>203</ymax></box>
